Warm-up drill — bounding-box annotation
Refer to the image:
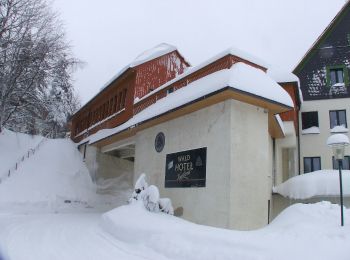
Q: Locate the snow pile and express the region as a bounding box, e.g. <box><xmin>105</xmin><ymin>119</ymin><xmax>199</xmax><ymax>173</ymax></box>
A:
<box><xmin>129</xmin><ymin>174</ymin><xmax>174</xmax><ymax>214</ymax></box>
<box><xmin>273</xmin><ymin>170</ymin><xmax>350</xmax><ymax>199</ymax></box>
<box><xmin>0</xmin><ymin>132</ymin><xmax>96</xmax><ymax>207</ymax></box>
<box><xmin>0</xmin><ymin>129</ymin><xmax>42</xmax><ymax>176</ymax></box>
<box><xmin>101</xmin><ymin>201</ymin><xmax>350</xmax><ymax>260</ymax></box>
<box><xmin>327</xmin><ymin>133</ymin><xmax>350</xmax><ymax>146</ymax></box>
<box><xmin>88</xmin><ymin>62</ymin><xmax>293</xmax><ymax>144</ymax></box>
<box><xmin>131</xmin><ymin>43</ymin><xmax>177</xmax><ymax>67</ymax></box>
<box><xmin>301</xmin><ymin>126</ymin><xmax>320</xmax><ymax>134</ymax></box>
<box><xmin>331</xmin><ymin>125</ymin><xmax>349</xmax><ymax>133</ymax></box>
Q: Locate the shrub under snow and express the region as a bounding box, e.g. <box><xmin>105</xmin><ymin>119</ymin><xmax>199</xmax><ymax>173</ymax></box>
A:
<box><xmin>129</xmin><ymin>173</ymin><xmax>174</xmax><ymax>215</ymax></box>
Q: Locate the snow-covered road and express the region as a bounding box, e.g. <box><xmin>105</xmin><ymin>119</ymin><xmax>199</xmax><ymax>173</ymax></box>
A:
<box><xmin>0</xmin><ymin>212</ymin><xmax>166</xmax><ymax>260</ymax></box>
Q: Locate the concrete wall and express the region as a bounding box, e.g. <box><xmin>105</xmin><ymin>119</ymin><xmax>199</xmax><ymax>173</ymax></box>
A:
<box><xmin>229</xmin><ymin>101</ymin><xmax>270</xmax><ymax>230</ymax></box>
<box><xmin>134</xmin><ymin>99</ymin><xmax>272</xmax><ymax>230</ymax></box>
<box><xmin>300</xmin><ymin>98</ymin><xmax>350</xmax><ymax>173</ymax></box>
<box><xmin>80</xmin><ymin>144</ymin><xmax>134</xmax><ymax>186</ymax></box>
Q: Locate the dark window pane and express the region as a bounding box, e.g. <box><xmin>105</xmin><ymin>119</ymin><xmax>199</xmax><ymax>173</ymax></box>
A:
<box><xmin>339</xmin><ymin>110</ymin><xmax>347</xmax><ymax>127</ymax></box>
<box><xmin>313</xmin><ymin>158</ymin><xmax>321</xmax><ymax>171</ymax></box>
<box><xmin>343</xmin><ymin>157</ymin><xmax>350</xmax><ymax>170</ymax></box>
<box><xmin>304</xmin><ymin>158</ymin><xmax>312</xmax><ymax>173</ymax></box>
<box><xmin>330</xmin><ymin>70</ymin><xmax>337</xmax><ymax>85</ymax></box>
<box><xmin>330</xmin><ymin>68</ymin><xmax>344</xmax><ymax>85</ymax></box>
<box><xmin>330</xmin><ymin>110</ymin><xmax>347</xmax><ymax>128</ymax></box>
<box><xmin>330</xmin><ymin>111</ymin><xmax>337</xmax><ymax>128</ymax></box>
<box><xmin>333</xmin><ymin>156</ymin><xmax>350</xmax><ymax>170</ymax></box>
<box><xmin>337</xmin><ymin>70</ymin><xmax>344</xmax><ymax>83</ymax></box>
<box><xmin>302</xmin><ymin>112</ymin><xmax>319</xmax><ymax>129</ymax></box>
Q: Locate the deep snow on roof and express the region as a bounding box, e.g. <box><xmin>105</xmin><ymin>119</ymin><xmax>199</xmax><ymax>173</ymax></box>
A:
<box><xmin>130</xmin><ymin>43</ymin><xmax>177</xmax><ymax>67</ymax></box>
<box><xmin>135</xmin><ymin>46</ymin><xmax>269</xmax><ymax>105</ymax></box>
<box><xmin>88</xmin><ymin>62</ymin><xmax>293</xmax><ymax>144</ymax></box>
<box><xmin>267</xmin><ymin>68</ymin><xmax>299</xmax><ymax>83</ymax></box>
<box><xmin>74</xmin><ymin>43</ymin><xmax>183</xmax><ymax>115</ymax></box>
<box><xmin>100</xmin><ymin>43</ymin><xmax>178</xmax><ymax>91</ymax></box>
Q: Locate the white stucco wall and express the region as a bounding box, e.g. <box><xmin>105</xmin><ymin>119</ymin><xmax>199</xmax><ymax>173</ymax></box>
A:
<box><xmin>80</xmin><ymin>144</ymin><xmax>134</xmax><ymax>185</ymax></box>
<box><xmin>300</xmin><ymin>98</ymin><xmax>350</xmax><ymax>173</ymax></box>
<box><xmin>133</xmin><ymin>99</ymin><xmax>272</xmax><ymax>230</ymax></box>
<box><xmin>229</xmin><ymin>102</ymin><xmax>270</xmax><ymax>230</ymax></box>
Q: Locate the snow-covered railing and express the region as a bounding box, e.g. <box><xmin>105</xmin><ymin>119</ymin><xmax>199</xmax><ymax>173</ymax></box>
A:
<box><xmin>0</xmin><ymin>136</ymin><xmax>47</xmax><ymax>183</ymax></box>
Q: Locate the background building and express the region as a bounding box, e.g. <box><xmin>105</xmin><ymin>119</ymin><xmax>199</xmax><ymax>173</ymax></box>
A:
<box><xmin>294</xmin><ymin>1</ymin><xmax>350</xmax><ymax>174</ymax></box>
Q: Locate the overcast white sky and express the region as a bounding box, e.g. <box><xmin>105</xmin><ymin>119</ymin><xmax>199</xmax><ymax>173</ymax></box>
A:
<box><xmin>53</xmin><ymin>0</ymin><xmax>346</xmax><ymax>104</ymax></box>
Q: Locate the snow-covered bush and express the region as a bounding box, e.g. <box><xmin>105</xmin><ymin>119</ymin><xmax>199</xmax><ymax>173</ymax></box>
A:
<box><xmin>130</xmin><ymin>173</ymin><xmax>148</xmax><ymax>200</ymax></box>
<box><xmin>130</xmin><ymin>174</ymin><xmax>173</xmax><ymax>215</ymax></box>
<box><xmin>142</xmin><ymin>185</ymin><xmax>160</xmax><ymax>212</ymax></box>
<box><xmin>159</xmin><ymin>198</ymin><xmax>174</xmax><ymax>215</ymax></box>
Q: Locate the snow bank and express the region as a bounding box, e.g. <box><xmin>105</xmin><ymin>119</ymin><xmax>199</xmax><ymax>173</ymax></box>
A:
<box><xmin>89</xmin><ymin>62</ymin><xmax>293</xmax><ymax>144</ymax></box>
<box><xmin>0</xmin><ymin>129</ymin><xmax>42</xmax><ymax>176</ymax></box>
<box><xmin>301</xmin><ymin>126</ymin><xmax>320</xmax><ymax>134</ymax></box>
<box><xmin>273</xmin><ymin>170</ymin><xmax>350</xmax><ymax>199</ymax></box>
<box><xmin>331</xmin><ymin>125</ymin><xmax>349</xmax><ymax>133</ymax></box>
<box><xmin>327</xmin><ymin>133</ymin><xmax>350</xmax><ymax>146</ymax></box>
<box><xmin>101</xmin><ymin>201</ymin><xmax>350</xmax><ymax>260</ymax></box>
<box><xmin>0</xmin><ymin>137</ymin><xmax>96</xmax><ymax>206</ymax></box>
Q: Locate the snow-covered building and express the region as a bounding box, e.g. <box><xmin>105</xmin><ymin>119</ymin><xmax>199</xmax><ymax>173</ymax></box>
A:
<box><xmin>70</xmin><ymin>43</ymin><xmax>301</xmax><ymax>230</ymax></box>
<box><xmin>294</xmin><ymin>1</ymin><xmax>350</xmax><ymax>174</ymax></box>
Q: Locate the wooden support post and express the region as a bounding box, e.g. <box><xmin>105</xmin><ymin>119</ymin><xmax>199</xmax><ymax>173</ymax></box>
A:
<box><xmin>15</xmin><ymin>163</ymin><xmax>17</xmax><ymax>170</ymax></box>
<box><xmin>8</xmin><ymin>170</ymin><xmax>10</xmax><ymax>177</ymax></box>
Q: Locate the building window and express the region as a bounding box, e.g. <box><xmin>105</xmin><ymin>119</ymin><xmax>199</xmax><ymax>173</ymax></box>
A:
<box><xmin>329</xmin><ymin>110</ymin><xmax>347</xmax><ymax>129</ymax></box>
<box><xmin>304</xmin><ymin>157</ymin><xmax>321</xmax><ymax>173</ymax></box>
<box><xmin>167</xmin><ymin>87</ymin><xmax>174</xmax><ymax>95</ymax></box>
<box><xmin>301</xmin><ymin>111</ymin><xmax>319</xmax><ymax>130</ymax></box>
<box><xmin>326</xmin><ymin>65</ymin><xmax>349</xmax><ymax>86</ymax></box>
<box><xmin>332</xmin><ymin>156</ymin><xmax>350</xmax><ymax>170</ymax></box>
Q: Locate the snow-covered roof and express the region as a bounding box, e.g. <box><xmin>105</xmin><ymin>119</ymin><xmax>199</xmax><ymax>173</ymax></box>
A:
<box><xmin>294</xmin><ymin>1</ymin><xmax>350</xmax><ymax>72</ymax></box>
<box><xmin>267</xmin><ymin>68</ymin><xmax>299</xmax><ymax>83</ymax></box>
<box><xmin>100</xmin><ymin>43</ymin><xmax>180</xmax><ymax>91</ymax></box>
<box><xmin>74</xmin><ymin>43</ymin><xmax>185</xmax><ymax>116</ymax></box>
<box><xmin>266</xmin><ymin>67</ymin><xmax>303</xmax><ymax>105</ymax></box>
<box><xmin>135</xmin><ymin>46</ymin><xmax>269</xmax><ymax>105</ymax></box>
<box><xmin>275</xmin><ymin>115</ymin><xmax>285</xmax><ymax>136</ymax></box>
<box><xmin>88</xmin><ymin>62</ymin><xmax>293</xmax><ymax>145</ymax></box>
<box><xmin>130</xmin><ymin>43</ymin><xmax>177</xmax><ymax>67</ymax></box>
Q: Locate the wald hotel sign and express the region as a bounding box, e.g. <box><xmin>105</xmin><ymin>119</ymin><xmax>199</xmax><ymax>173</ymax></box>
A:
<box><xmin>165</xmin><ymin>147</ymin><xmax>207</xmax><ymax>188</ymax></box>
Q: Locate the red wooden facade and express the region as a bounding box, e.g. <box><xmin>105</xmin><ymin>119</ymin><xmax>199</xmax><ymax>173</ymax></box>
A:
<box><xmin>279</xmin><ymin>82</ymin><xmax>301</xmax><ymax>134</ymax></box>
<box><xmin>71</xmin><ymin>50</ymin><xmax>189</xmax><ymax>143</ymax></box>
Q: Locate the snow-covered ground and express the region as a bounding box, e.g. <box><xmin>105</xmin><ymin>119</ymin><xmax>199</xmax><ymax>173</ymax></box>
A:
<box><xmin>1</xmin><ymin>130</ymin><xmax>350</xmax><ymax>260</ymax></box>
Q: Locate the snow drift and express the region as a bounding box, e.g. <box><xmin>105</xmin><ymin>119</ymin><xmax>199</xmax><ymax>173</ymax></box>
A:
<box><xmin>101</xmin><ymin>201</ymin><xmax>350</xmax><ymax>260</ymax></box>
<box><xmin>273</xmin><ymin>170</ymin><xmax>350</xmax><ymax>199</ymax></box>
<box><xmin>0</xmin><ymin>130</ymin><xmax>96</xmax><ymax>207</ymax></box>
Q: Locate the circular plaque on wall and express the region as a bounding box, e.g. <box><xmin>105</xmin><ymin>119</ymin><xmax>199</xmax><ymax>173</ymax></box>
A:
<box><xmin>155</xmin><ymin>132</ymin><xmax>165</xmax><ymax>153</ymax></box>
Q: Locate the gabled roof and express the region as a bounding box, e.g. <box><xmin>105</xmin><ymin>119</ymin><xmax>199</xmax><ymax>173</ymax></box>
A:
<box><xmin>86</xmin><ymin>62</ymin><xmax>293</xmax><ymax>146</ymax></box>
<box><xmin>135</xmin><ymin>46</ymin><xmax>268</xmax><ymax>105</ymax></box>
<box><xmin>73</xmin><ymin>43</ymin><xmax>188</xmax><ymax>117</ymax></box>
<box><xmin>294</xmin><ymin>0</ymin><xmax>350</xmax><ymax>73</ymax></box>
